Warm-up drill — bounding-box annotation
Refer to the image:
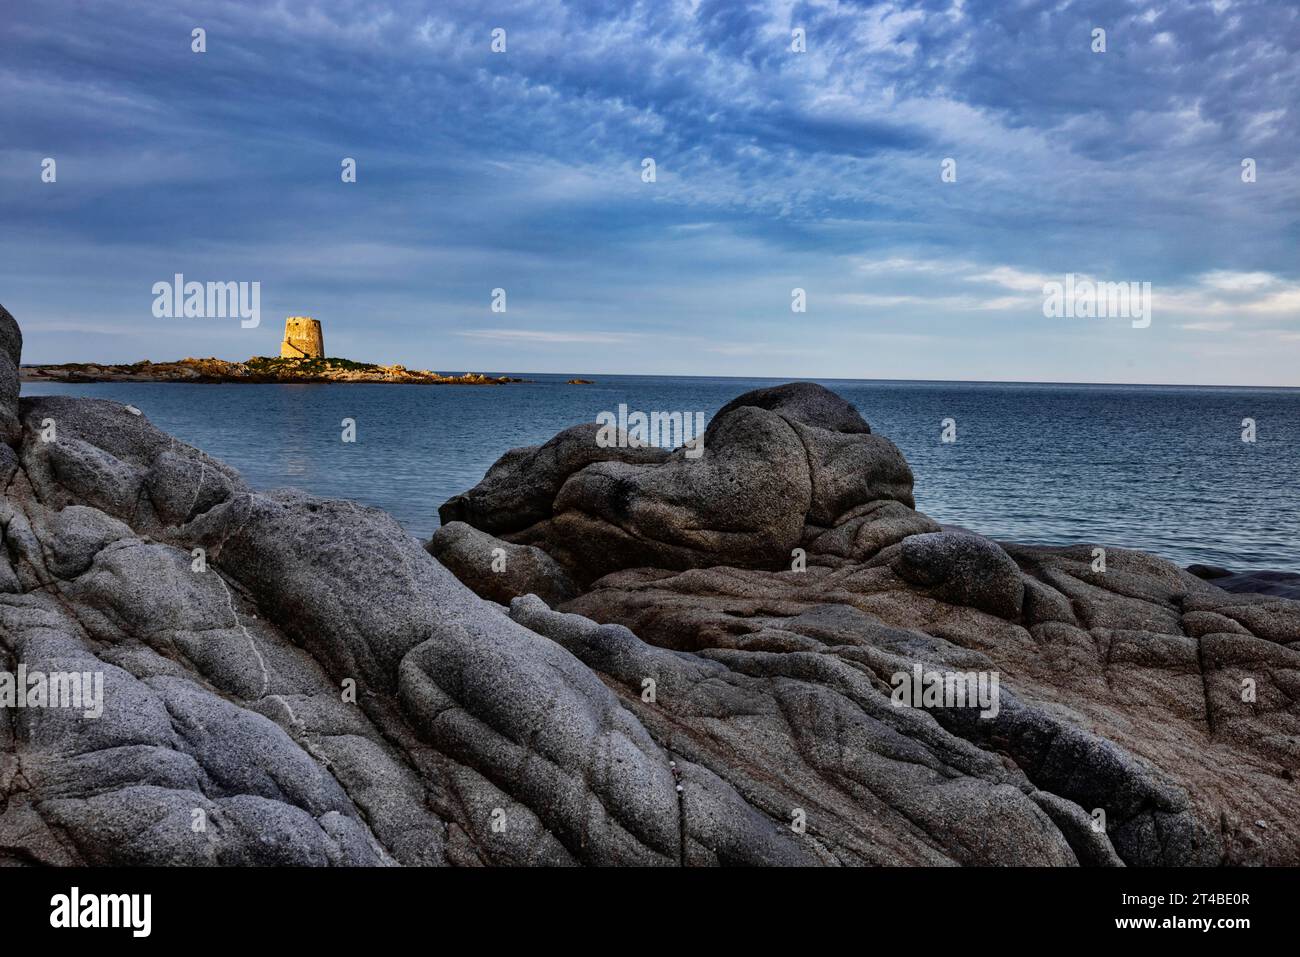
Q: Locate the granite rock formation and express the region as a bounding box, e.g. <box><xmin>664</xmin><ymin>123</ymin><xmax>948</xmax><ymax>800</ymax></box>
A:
<box><xmin>438</xmin><ymin>385</ymin><xmax>1300</xmax><ymax>866</ymax></box>
<box><xmin>0</xmin><ymin>305</ymin><xmax>20</xmax><ymax>445</ymax></box>
<box><xmin>427</xmin><ymin>521</ymin><xmax>578</xmax><ymax>608</ymax></box>
<box><xmin>2</xmin><ymin>301</ymin><xmax>1296</xmax><ymax>866</ymax></box>
<box><xmin>439</xmin><ymin>383</ymin><xmax>937</xmax><ymax>584</ymax></box>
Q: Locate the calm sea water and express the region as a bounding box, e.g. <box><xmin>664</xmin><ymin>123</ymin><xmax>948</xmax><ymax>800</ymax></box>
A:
<box><xmin>21</xmin><ymin>377</ymin><xmax>1300</xmax><ymax>572</ymax></box>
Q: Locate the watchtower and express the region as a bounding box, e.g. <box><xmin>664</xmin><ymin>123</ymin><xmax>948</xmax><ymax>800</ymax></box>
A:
<box><xmin>281</xmin><ymin>317</ymin><xmax>324</xmax><ymax>359</ymax></box>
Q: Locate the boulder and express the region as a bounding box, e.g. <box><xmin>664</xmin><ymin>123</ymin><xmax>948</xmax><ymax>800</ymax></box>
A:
<box><xmin>893</xmin><ymin>530</ymin><xmax>1025</xmax><ymax>619</ymax></box>
<box><xmin>542</xmin><ymin>404</ymin><xmax>814</xmax><ymax>576</ymax></box>
<box><xmin>438</xmin><ymin>422</ymin><xmax>670</xmax><ymax>536</ymax></box>
<box><xmin>707</xmin><ymin>380</ymin><xmax>872</xmax><ymax>435</ymax></box>
<box><xmin>440</xmin><ymin>382</ymin><xmax>929</xmax><ymax>582</ymax></box>
<box><xmin>427</xmin><ymin>521</ymin><xmax>578</xmax><ymax>607</ymax></box>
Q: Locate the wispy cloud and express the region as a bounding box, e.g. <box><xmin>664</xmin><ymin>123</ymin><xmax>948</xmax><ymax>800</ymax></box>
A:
<box><xmin>1</xmin><ymin>0</ymin><xmax>1297</xmax><ymax>383</ymax></box>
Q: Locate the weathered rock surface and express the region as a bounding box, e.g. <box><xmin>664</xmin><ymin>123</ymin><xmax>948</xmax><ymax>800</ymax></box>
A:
<box><xmin>442</xmin><ymin>383</ymin><xmax>934</xmax><ymax>584</ymax></box>
<box><xmin>0</xmin><ymin>304</ymin><xmax>21</xmax><ymax>444</ymax></box>
<box><xmin>2</xmin><ymin>301</ymin><xmax>1297</xmax><ymax>867</ymax></box>
<box><xmin>438</xmin><ymin>422</ymin><xmax>671</xmax><ymax>539</ymax></box>
<box><xmin>891</xmin><ymin>530</ymin><xmax>1025</xmax><ymax>619</ymax></box>
<box><xmin>436</xmin><ymin>382</ymin><xmax>1300</xmax><ymax>866</ymax></box>
<box><xmin>427</xmin><ymin>521</ymin><xmax>578</xmax><ymax>607</ymax></box>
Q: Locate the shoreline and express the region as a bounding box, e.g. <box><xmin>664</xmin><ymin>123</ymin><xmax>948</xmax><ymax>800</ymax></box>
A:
<box><xmin>20</xmin><ymin>365</ymin><xmax>1299</xmax><ymax>391</ymax></box>
<box><xmin>20</xmin><ymin>358</ymin><xmax>525</xmax><ymax>386</ymax></box>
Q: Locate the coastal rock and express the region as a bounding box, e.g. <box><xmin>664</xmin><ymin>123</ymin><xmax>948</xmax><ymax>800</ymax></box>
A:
<box><xmin>0</xmin><ymin>303</ymin><xmax>21</xmax><ymax>444</ymax></box>
<box><xmin>804</xmin><ymin>500</ymin><xmax>941</xmax><ymax>563</ymax></box>
<box><xmin>426</xmin><ymin>521</ymin><xmax>578</xmax><ymax>607</ymax></box>
<box><xmin>708</xmin><ymin>380</ymin><xmax>873</xmax><ymax>435</ymax></box>
<box><xmin>0</xmin><ymin>305</ymin><xmax>812</xmax><ymax>866</ymax></box>
<box><xmin>19</xmin><ymin>355</ymin><xmax>524</xmax><ymax>386</ymax></box>
<box><xmin>440</xmin><ymin>382</ymin><xmax>1300</xmax><ymax>865</ymax></box>
<box><xmin>3</xmin><ymin>301</ymin><xmax>1298</xmax><ymax>867</ymax></box>
<box><xmin>442</xmin><ymin>382</ymin><xmax>930</xmax><ymax>580</ymax></box>
<box><xmin>542</xmin><ymin>404</ymin><xmax>815</xmax><ymax>576</ymax></box>
<box><xmin>892</xmin><ymin>530</ymin><xmax>1025</xmax><ymax>619</ymax></box>
<box><xmin>438</xmin><ymin>422</ymin><xmax>671</xmax><ymax>537</ymax></box>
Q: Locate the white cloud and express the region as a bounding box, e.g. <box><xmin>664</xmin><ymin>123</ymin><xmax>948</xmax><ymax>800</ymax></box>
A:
<box><xmin>1199</xmin><ymin>271</ymin><xmax>1277</xmax><ymax>292</ymax></box>
<box><xmin>965</xmin><ymin>266</ymin><xmax>1057</xmax><ymax>293</ymax></box>
<box><xmin>836</xmin><ymin>258</ymin><xmax>1300</xmax><ymax>330</ymax></box>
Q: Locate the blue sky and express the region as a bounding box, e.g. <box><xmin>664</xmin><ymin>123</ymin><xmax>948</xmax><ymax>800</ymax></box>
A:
<box><xmin>2</xmin><ymin>0</ymin><xmax>1297</xmax><ymax>383</ymax></box>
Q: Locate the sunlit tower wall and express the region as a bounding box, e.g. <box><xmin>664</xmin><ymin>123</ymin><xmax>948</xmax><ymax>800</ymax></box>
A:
<box><xmin>280</xmin><ymin>317</ymin><xmax>324</xmax><ymax>358</ymax></box>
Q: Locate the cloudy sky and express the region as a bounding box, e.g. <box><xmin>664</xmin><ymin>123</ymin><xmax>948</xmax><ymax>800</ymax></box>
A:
<box><xmin>2</xmin><ymin>0</ymin><xmax>1297</xmax><ymax>383</ymax></box>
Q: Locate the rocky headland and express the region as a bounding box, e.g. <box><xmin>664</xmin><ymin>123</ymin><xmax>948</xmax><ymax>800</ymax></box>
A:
<box><xmin>1</xmin><ymin>300</ymin><xmax>1296</xmax><ymax>866</ymax></box>
<box><xmin>21</xmin><ymin>356</ymin><xmax>522</xmax><ymax>385</ymax></box>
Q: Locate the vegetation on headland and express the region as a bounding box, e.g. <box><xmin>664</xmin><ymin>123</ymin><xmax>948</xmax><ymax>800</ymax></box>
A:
<box><xmin>20</xmin><ymin>356</ymin><xmax>524</xmax><ymax>385</ymax></box>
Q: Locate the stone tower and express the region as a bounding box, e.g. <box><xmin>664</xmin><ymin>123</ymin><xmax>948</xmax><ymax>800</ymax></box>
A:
<box><xmin>281</xmin><ymin>317</ymin><xmax>324</xmax><ymax>359</ymax></box>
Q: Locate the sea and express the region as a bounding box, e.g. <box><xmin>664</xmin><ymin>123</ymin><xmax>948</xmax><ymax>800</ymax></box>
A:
<box><xmin>21</xmin><ymin>376</ymin><xmax>1300</xmax><ymax>573</ymax></box>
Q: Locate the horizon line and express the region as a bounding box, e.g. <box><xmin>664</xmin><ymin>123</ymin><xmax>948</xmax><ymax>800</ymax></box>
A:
<box><xmin>18</xmin><ymin>360</ymin><xmax>1300</xmax><ymax>392</ymax></box>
